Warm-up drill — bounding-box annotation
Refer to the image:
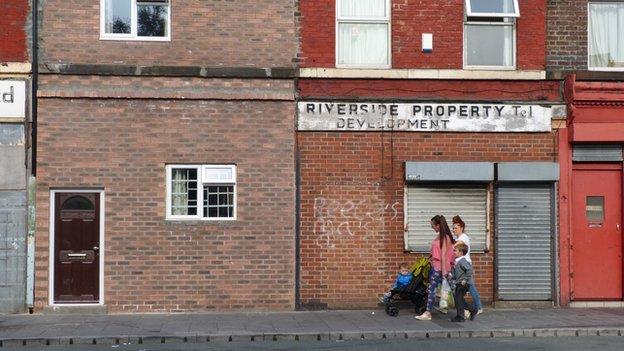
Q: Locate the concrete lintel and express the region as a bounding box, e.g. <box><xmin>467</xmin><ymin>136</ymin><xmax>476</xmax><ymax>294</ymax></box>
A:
<box><xmin>0</xmin><ymin>62</ymin><xmax>32</xmax><ymax>74</ymax></box>
<box><xmin>300</xmin><ymin>68</ymin><xmax>546</xmax><ymax>80</ymax></box>
<box><xmin>40</xmin><ymin>63</ymin><xmax>296</xmax><ymax>79</ymax></box>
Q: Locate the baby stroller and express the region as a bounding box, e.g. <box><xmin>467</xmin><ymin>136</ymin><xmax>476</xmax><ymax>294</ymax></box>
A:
<box><xmin>384</xmin><ymin>258</ymin><xmax>430</xmax><ymax>317</ymax></box>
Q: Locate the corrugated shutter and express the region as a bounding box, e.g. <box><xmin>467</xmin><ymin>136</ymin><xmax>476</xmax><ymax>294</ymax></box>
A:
<box><xmin>496</xmin><ymin>185</ymin><xmax>553</xmax><ymax>300</ymax></box>
<box><xmin>0</xmin><ymin>191</ymin><xmax>27</xmax><ymax>314</ymax></box>
<box><xmin>573</xmin><ymin>144</ymin><xmax>623</xmax><ymax>162</ymax></box>
<box><xmin>405</xmin><ymin>185</ymin><xmax>487</xmax><ymax>252</ymax></box>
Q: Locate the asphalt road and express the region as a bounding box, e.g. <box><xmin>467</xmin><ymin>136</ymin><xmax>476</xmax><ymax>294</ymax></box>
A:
<box><xmin>7</xmin><ymin>336</ymin><xmax>623</xmax><ymax>351</ymax></box>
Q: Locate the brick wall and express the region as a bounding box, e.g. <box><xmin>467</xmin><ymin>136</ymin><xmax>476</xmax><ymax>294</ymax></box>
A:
<box><xmin>40</xmin><ymin>0</ymin><xmax>296</xmax><ymax>67</ymax></box>
<box><xmin>546</xmin><ymin>0</ymin><xmax>587</xmax><ymax>70</ymax></box>
<box><xmin>300</xmin><ymin>0</ymin><xmax>546</xmax><ymax>69</ymax></box>
<box><xmin>298</xmin><ymin>79</ymin><xmax>562</xmax><ymax>101</ymax></box>
<box><xmin>36</xmin><ymin>98</ymin><xmax>296</xmax><ymax>312</ymax></box>
<box><xmin>298</xmin><ymin>131</ymin><xmax>558</xmax><ymax>308</ymax></box>
<box><xmin>0</xmin><ymin>0</ymin><xmax>29</xmax><ymax>62</ymax></box>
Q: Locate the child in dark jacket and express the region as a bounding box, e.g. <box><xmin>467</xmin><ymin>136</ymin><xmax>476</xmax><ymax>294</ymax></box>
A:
<box><xmin>379</xmin><ymin>263</ymin><xmax>413</xmax><ymax>303</ymax></box>
<box><xmin>448</xmin><ymin>242</ymin><xmax>478</xmax><ymax>322</ymax></box>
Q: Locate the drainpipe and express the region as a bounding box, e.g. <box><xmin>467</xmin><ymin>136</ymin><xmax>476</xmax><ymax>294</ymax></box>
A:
<box><xmin>26</xmin><ymin>0</ymin><xmax>39</xmax><ymax>313</ymax></box>
<box><xmin>31</xmin><ymin>0</ymin><xmax>37</xmax><ymax>176</ymax></box>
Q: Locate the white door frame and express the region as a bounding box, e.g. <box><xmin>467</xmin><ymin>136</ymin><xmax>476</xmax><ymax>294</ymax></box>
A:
<box><xmin>49</xmin><ymin>189</ymin><xmax>105</xmax><ymax>306</ymax></box>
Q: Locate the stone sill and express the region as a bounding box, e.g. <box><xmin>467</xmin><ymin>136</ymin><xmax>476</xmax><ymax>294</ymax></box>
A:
<box><xmin>300</xmin><ymin>68</ymin><xmax>546</xmax><ymax>80</ymax></box>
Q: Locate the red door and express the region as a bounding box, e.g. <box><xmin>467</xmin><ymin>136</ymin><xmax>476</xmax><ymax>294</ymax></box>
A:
<box><xmin>571</xmin><ymin>165</ymin><xmax>622</xmax><ymax>300</ymax></box>
<box><xmin>54</xmin><ymin>193</ymin><xmax>100</xmax><ymax>303</ymax></box>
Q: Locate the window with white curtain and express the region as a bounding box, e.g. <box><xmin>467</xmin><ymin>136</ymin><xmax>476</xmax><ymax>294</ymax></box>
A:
<box><xmin>336</xmin><ymin>0</ymin><xmax>390</xmax><ymax>68</ymax></box>
<box><xmin>100</xmin><ymin>0</ymin><xmax>170</xmax><ymax>41</ymax></box>
<box><xmin>464</xmin><ymin>0</ymin><xmax>519</xmax><ymax>69</ymax></box>
<box><xmin>166</xmin><ymin>165</ymin><xmax>237</xmax><ymax>220</ymax></box>
<box><xmin>588</xmin><ymin>2</ymin><xmax>624</xmax><ymax>71</ymax></box>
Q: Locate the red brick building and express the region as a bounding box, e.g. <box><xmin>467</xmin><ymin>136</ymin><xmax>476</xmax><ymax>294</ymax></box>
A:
<box><xmin>35</xmin><ymin>0</ymin><xmax>298</xmax><ymax>312</ymax></box>
<box><xmin>0</xmin><ymin>0</ymin><xmax>32</xmax><ymax>314</ymax></box>
<box><xmin>297</xmin><ymin>0</ymin><xmax>564</xmax><ymax>309</ymax></box>
<box><xmin>548</xmin><ymin>1</ymin><xmax>624</xmax><ymax>307</ymax></box>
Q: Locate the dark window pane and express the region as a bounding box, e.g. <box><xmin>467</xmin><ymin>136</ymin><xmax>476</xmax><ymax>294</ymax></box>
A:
<box><xmin>209</xmin><ymin>194</ymin><xmax>218</xmax><ymax>205</ymax></box>
<box><xmin>138</xmin><ymin>4</ymin><xmax>168</xmax><ymax>37</ymax></box>
<box><xmin>219</xmin><ymin>194</ymin><xmax>229</xmax><ymax>205</ymax></box>
<box><xmin>62</xmin><ymin>196</ymin><xmax>94</xmax><ymax>210</ymax></box>
<box><xmin>208</xmin><ymin>207</ymin><xmax>218</xmax><ymax>217</ymax></box>
<box><xmin>219</xmin><ymin>207</ymin><xmax>229</xmax><ymax>217</ymax></box>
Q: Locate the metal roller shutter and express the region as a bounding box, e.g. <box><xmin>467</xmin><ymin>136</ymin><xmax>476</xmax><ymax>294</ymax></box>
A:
<box><xmin>405</xmin><ymin>185</ymin><xmax>487</xmax><ymax>252</ymax></box>
<box><xmin>496</xmin><ymin>185</ymin><xmax>554</xmax><ymax>300</ymax></box>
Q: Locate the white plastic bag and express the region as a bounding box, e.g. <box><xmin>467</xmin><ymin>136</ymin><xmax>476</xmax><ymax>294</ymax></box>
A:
<box><xmin>440</xmin><ymin>278</ymin><xmax>451</xmax><ymax>308</ymax></box>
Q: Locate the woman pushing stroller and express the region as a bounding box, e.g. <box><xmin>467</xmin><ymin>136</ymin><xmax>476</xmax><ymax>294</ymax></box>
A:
<box><xmin>415</xmin><ymin>215</ymin><xmax>456</xmax><ymax>321</ymax></box>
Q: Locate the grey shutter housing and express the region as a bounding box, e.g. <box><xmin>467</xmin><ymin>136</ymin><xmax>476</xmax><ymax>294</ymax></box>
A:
<box><xmin>572</xmin><ymin>144</ymin><xmax>623</xmax><ymax>162</ymax></box>
<box><xmin>496</xmin><ymin>185</ymin><xmax>554</xmax><ymax>300</ymax></box>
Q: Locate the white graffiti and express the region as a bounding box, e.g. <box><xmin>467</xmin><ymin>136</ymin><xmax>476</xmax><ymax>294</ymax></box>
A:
<box><xmin>313</xmin><ymin>197</ymin><xmax>400</xmax><ymax>247</ymax></box>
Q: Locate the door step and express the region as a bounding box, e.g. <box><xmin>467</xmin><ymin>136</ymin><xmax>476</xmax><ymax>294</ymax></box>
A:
<box><xmin>570</xmin><ymin>301</ymin><xmax>624</xmax><ymax>308</ymax></box>
<box><xmin>43</xmin><ymin>305</ymin><xmax>107</xmax><ymax>315</ymax></box>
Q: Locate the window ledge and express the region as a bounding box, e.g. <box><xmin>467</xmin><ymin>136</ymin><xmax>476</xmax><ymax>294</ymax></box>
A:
<box><xmin>0</xmin><ymin>63</ymin><xmax>31</xmax><ymax>74</ymax></box>
<box><xmin>300</xmin><ymin>68</ymin><xmax>545</xmax><ymax>80</ymax></box>
<box><xmin>99</xmin><ymin>36</ymin><xmax>171</xmax><ymax>42</ymax></box>
<box><xmin>165</xmin><ymin>217</ymin><xmax>237</xmax><ymax>222</ymax></box>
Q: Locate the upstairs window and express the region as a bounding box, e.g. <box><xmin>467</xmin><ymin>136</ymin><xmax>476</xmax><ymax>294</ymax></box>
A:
<box><xmin>336</xmin><ymin>0</ymin><xmax>390</xmax><ymax>68</ymax></box>
<box><xmin>588</xmin><ymin>2</ymin><xmax>624</xmax><ymax>71</ymax></box>
<box><xmin>166</xmin><ymin>165</ymin><xmax>237</xmax><ymax>220</ymax></box>
<box><xmin>100</xmin><ymin>0</ymin><xmax>170</xmax><ymax>41</ymax></box>
<box><xmin>464</xmin><ymin>0</ymin><xmax>519</xmax><ymax>69</ymax></box>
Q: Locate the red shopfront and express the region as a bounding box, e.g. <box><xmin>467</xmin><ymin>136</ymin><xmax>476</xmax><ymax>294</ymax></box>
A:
<box><xmin>559</xmin><ymin>75</ymin><xmax>624</xmax><ymax>306</ymax></box>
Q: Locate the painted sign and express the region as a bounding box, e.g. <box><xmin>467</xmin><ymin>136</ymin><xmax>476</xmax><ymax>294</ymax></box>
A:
<box><xmin>298</xmin><ymin>102</ymin><xmax>566</xmax><ymax>132</ymax></box>
<box><xmin>0</xmin><ymin>81</ymin><xmax>26</xmax><ymax>119</ymax></box>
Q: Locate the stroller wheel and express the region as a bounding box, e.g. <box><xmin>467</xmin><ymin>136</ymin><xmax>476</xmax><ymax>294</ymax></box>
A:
<box><xmin>386</xmin><ymin>306</ymin><xmax>399</xmax><ymax>317</ymax></box>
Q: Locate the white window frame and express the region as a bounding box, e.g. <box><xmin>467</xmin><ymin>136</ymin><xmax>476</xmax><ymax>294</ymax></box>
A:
<box><xmin>335</xmin><ymin>0</ymin><xmax>392</xmax><ymax>69</ymax></box>
<box><xmin>463</xmin><ymin>0</ymin><xmax>518</xmax><ymax>70</ymax></box>
<box><xmin>587</xmin><ymin>2</ymin><xmax>624</xmax><ymax>72</ymax></box>
<box><xmin>99</xmin><ymin>0</ymin><xmax>171</xmax><ymax>41</ymax></box>
<box><xmin>165</xmin><ymin>164</ymin><xmax>237</xmax><ymax>221</ymax></box>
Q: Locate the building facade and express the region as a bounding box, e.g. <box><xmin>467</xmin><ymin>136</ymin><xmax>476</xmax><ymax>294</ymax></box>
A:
<box><xmin>297</xmin><ymin>0</ymin><xmax>564</xmax><ymax>309</ymax></box>
<box><xmin>0</xmin><ymin>0</ymin><xmax>32</xmax><ymax>314</ymax></box>
<box><xmin>35</xmin><ymin>0</ymin><xmax>298</xmax><ymax>312</ymax></box>
<box><xmin>548</xmin><ymin>0</ymin><xmax>624</xmax><ymax>306</ymax></box>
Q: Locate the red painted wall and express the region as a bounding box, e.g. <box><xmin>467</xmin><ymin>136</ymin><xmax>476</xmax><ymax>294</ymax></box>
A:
<box><xmin>300</xmin><ymin>0</ymin><xmax>546</xmax><ymax>69</ymax></box>
<box><xmin>0</xmin><ymin>0</ymin><xmax>29</xmax><ymax>62</ymax></box>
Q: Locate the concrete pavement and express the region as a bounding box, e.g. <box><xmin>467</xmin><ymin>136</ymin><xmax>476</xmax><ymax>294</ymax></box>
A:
<box><xmin>1</xmin><ymin>308</ymin><xmax>623</xmax><ymax>347</ymax></box>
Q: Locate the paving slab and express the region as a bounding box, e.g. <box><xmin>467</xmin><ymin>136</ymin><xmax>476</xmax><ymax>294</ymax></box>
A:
<box><xmin>1</xmin><ymin>307</ymin><xmax>624</xmax><ymax>343</ymax></box>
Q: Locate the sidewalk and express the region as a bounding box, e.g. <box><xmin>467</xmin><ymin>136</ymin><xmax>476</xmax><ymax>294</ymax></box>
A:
<box><xmin>1</xmin><ymin>308</ymin><xmax>624</xmax><ymax>347</ymax></box>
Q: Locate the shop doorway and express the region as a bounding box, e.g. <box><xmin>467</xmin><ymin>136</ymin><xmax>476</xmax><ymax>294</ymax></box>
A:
<box><xmin>52</xmin><ymin>192</ymin><xmax>101</xmax><ymax>303</ymax></box>
<box><xmin>571</xmin><ymin>165</ymin><xmax>622</xmax><ymax>300</ymax></box>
